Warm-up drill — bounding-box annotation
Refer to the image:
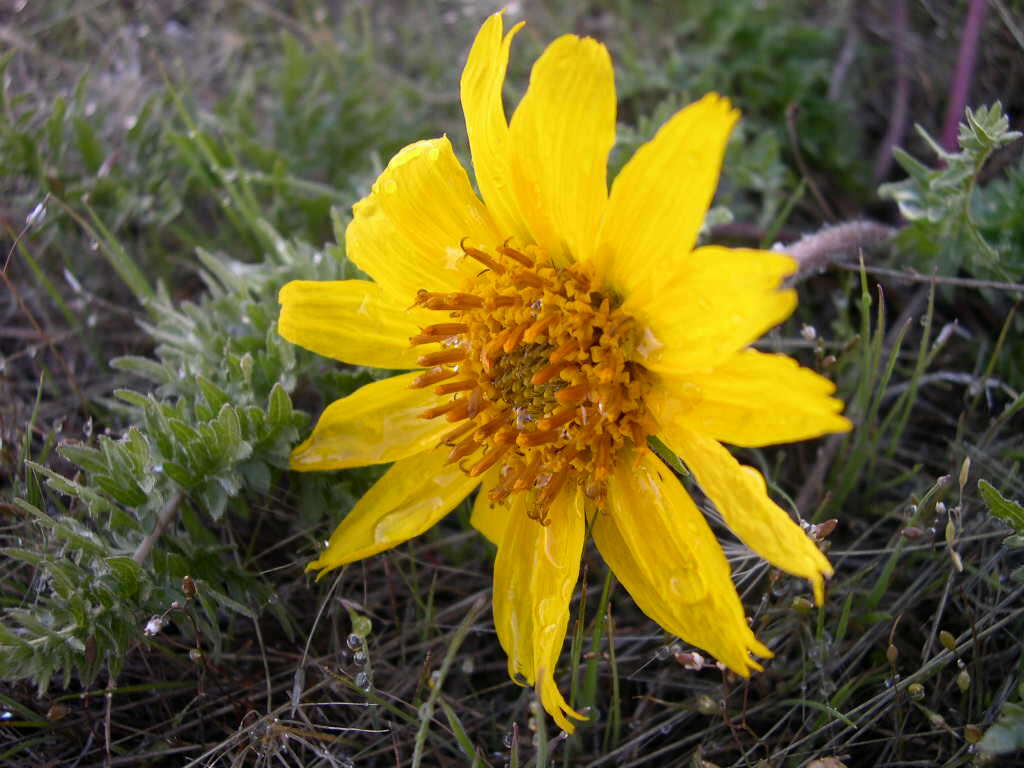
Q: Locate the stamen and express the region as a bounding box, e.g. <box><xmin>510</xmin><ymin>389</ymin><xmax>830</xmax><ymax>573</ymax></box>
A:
<box><xmin>486</xmin><ymin>295</ymin><xmax>518</xmax><ymax>309</ymax></box>
<box><xmin>417</xmin><ymin>348</ymin><xmax>466</xmax><ymax>367</ymax></box>
<box><xmin>411</xmin><ymin>367</ymin><xmax>457</xmax><ymax>388</ymax></box>
<box><xmin>434</xmin><ymin>379</ymin><xmax>477</xmax><ymax>395</ymax></box>
<box><xmin>555</xmin><ymin>383</ymin><xmax>589</xmax><ymax>405</ymax></box>
<box><xmin>418</xmin><ymin>400</ymin><xmax>460</xmax><ymax>419</ymax></box>
<box><xmin>416</xmin><ymin>291</ymin><xmax>485</xmax><ymax>311</ymax></box>
<box><xmin>522</xmin><ymin>313</ymin><xmax>557</xmax><ymax>343</ymax></box>
<box><xmin>498</xmin><ymin>240</ymin><xmax>534</xmax><ymax>268</ymax></box>
<box><xmin>468</xmin><ymin>441</ymin><xmax>512</xmax><ymax>477</ymax></box>
<box><xmin>461</xmin><ymin>239</ymin><xmax>506</xmax><ymax>274</ymax></box>
<box><xmin>502</xmin><ymin>324</ymin><xmax>529</xmax><ymax>354</ymax></box>
<box><xmin>516</xmin><ymin>429</ymin><xmax>559</xmax><ymax>447</ymax></box>
<box><xmin>439</xmin><ymin>419</ymin><xmax>478</xmax><ymax>445</ymax></box>
<box><xmin>447</xmin><ymin>432</ymin><xmax>482</xmax><ymax>463</ymax></box>
<box><xmin>423</xmin><ymin>322</ymin><xmax>469</xmax><ymax>336</ymax></box>
<box><xmin>511</xmin><ymin>271</ymin><xmax>545</xmax><ymax>290</ymax></box>
<box><xmin>538</xmin><ymin>407</ymin><xmax>576</xmax><ymax>431</ymax></box>
<box><xmin>513</xmin><ymin>451</ymin><xmax>544</xmax><ymax>490</ymax></box>
<box><xmin>446</xmin><ymin>398</ymin><xmax>471</xmax><ymax>422</ymax></box>
<box><xmin>549</xmin><ymin>339</ymin><xmax>579</xmax><ymax>364</ymax></box>
<box><xmin>531</xmin><ymin>360</ymin><xmax>571</xmax><ymax>386</ymax></box>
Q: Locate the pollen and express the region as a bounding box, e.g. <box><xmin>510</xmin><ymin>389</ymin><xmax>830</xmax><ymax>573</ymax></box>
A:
<box><xmin>410</xmin><ymin>240</ymin><xmax>658</xmax><ymax>522</ymax></box>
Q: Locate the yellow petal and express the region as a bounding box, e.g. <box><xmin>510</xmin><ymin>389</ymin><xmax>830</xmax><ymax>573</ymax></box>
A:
<box><xmin>508</xmin><ymin>34</ymin><xmax>615</xmax><ymax>264</ymax></box>
<box><xmin>659</xmin><ymin>423</ymin><xmax>832</xmax><ymax>603</ymax></box>
<box><xmin>290</xmin><ymin>373</ymin><xmax>450</xmax><ymax>471</ymax></box>
<box><xmin>593</xmin><ymin>451</ymin><xmax>770</xmax><ymax>675</ymax></box>
<box><xmin>461</xmin><ymin>12</ymin><xmax>528</xmax><ymax>242</ymax></box>
<box><xmin>625</xmin><ymin>246</ymin><xmax>797</xmax><ymax>375</ymax></box>
<box><xmin>469</xmin><ymin>469</ymin><xmax>507</xmax><ymax>546</ymax></box>
<box><xmin>307</xmin><ymin>448</ymin><xmax>481</xmax><ymax>574</ymax></box>
<box><xmin>649</xmin><ymin>350</ymin><xmax>853</xmax><ymax>448</ymax></box>
<box><xmin>594</xmin><ymin>93</ymin><xmax>738</xmax><ymax>294</ymax></box>
<box><xmin>346</xmin><ymin>137</ymin><xmax>501</xmax><ymax>302</ymax></box>
<box><xmin>493</xmin><ymin>484</ymin><xmax>587</xmax><ymax>733</ymax></box>
<box><xmin>278</xmin><ymin>280</ymin><xmax>432</xmax><ymax>369</ymax></box>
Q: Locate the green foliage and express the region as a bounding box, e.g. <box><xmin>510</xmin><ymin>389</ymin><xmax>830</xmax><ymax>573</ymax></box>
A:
<box><xmin>879</xmin><ymin>103</ymin><xmax>1022</xmax><ymax>278</ymax></box>
<box><xmin>978</xmin><ymin>479</ymin><xmax>1024</xmax><ymax>539</ymax></box>
<box><xmin>0</xmin><ymin>215</ymin><xmax>346</xmax><ymax>691</ymax></box>
<box><xmin>980</xmin><ymin>697</ymin><xmax>1024</xmax><ymax>754</ymax></box>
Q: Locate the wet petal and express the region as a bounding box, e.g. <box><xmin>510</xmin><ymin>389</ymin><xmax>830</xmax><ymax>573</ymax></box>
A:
<box><xmin>593</xmin><ymin>451</ymin><xmax>770</xmax><ymax>675</ymax></box>
<box><xmin>307</xmin><ymin>448</ymin><xmax>481</xmax><ymax>574</ymax></box>
<box><xmin>461</xmin><ymin>12</ymin><xmax>528</xmax><ymax>242</ymax></box>
<box><xmin>278</xmin><ymin>280</ymin><xmax>432</xmax><ymax>369</ymax></box>
<box><xmin>595</xmin><ymin>93</ymin><xmax>738</xmax><ymax>293</ymax></box>
<box><xmin>493</xmin><ymin>484</ymin><xmax>587</xmax><ymax>732</ymax></box>
<box><xmin>508</xmin><ymin>34</ymin><xmax>615</xmax><ymax>263</ymax></box>
<box><xmin>347</xmin><ymin>137</ymin><xmax>501</xmax><ymax>302</ymax></box>
<box><xmin>470</xmin><ymin>469</ymin><xmax>508</xmax><ymax>546</ymax></box>
<box><xmin>649</xmin><ymin>350</ymin><xmax>853</xmax><ymax>448</ymax></box>
<box><xmin>625</xmin><ymin>246</ymin><xmax>797</xmax><ymax>375</ymax></box>
<box><xmin>660</xmin><ymin>424</ymin><xmax>832</xmax><ymax>603</ymax></box>
<box><xmin>290</xmin><ymin>373</ymin><xmax>451</xmax><ymax>471</ymax></box>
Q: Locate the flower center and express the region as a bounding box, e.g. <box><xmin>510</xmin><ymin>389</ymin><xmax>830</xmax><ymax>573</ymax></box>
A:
<box><xmin>409</xmin><ymin>240</ymin><xmax>657</xmax><ymax>522</ymax></box>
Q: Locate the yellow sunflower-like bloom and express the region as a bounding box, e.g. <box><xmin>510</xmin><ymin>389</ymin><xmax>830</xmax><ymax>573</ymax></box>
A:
<box><xmin>278</xmin><ymin>13</ymin><xmax>852</xmax><ymax>733</ymax></box>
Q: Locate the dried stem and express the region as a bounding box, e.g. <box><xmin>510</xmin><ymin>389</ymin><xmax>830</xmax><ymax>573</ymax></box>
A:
<box><xmin>132</xmin><ymin>490</ymin><xmax>186</xmax><ymax>565</ymax></box>
<box><xmin>941</xmin><ymin>0</ymin><xmax>987</xmax><ymax>151</ymax></box>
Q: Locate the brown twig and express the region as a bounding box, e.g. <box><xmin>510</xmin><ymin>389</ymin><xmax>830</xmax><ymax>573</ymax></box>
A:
<box><xmin>941</xmin><ymin>0</ymin><xmax>987</xmax><ymax>151</ymax></box>
<box><xmin>132</xmin><ymin>489</ymin><xmax>186</xmax><ymax>565</ymax></box>
<box><xmin>874</xmin><ymin>0</ymin><xmax>911</xmax><ymax>181</ymax></box>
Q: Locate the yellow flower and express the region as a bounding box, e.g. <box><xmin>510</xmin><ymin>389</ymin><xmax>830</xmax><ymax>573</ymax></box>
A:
<box><xmin>278</xmin><ymin>13</ymin><xmax>851</xmax><ymax>733</ymax></box>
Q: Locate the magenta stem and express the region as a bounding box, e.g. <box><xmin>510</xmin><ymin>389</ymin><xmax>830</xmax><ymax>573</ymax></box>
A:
<box><xmin>941</xmin><ymin>0</ymin><xmax>987</xmax><ymax>151</ymax></box>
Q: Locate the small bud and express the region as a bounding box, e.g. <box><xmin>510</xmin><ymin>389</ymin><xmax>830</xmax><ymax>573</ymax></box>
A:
<box><xmin>901</xmin><ymin>526</ymin><xmax>926</xmax><ymax>540</ymax></box>
<box><xmin>792</xmin><ymin>596</ymin><xmax>814</xmax><ymax>614</ymax></box>
<box><xmin>810</xmin><ymin>519</ymin><xmax>838</xmax><ymax>541</ymax></box>
<box><xmin>964</xmin><ymin>724</ymin><xmax>983</xmax><ymax>744</ymax></box>
<box><xmin>801</xmin><ymin>325</ymin><xmax>817</xmax><ymax>341</ymax></box>
<box><xmin>945</xmin><ymin>519</ymin><xmax>956</xmax><ymax>546</ymax></box>
<box><xmin>695</xmin><ymin>694</ymin><xmax>718</xmax><ymax>715</ymax></box>
<box><xmin>886</xmin><ymin>644</ymin><xmax>899</xmax><ymax>665</ymax></box>
<box><xmin>821</xmin><ymin>354</ymin><xmax>837</xmax><ymax>368</ymax></box>
<box><xmin>908</xmin><ymin>682</ymin><xmax>925</xmax><ymax>700</ymax></box>
<box><xmin>674</xmin><ymin>651</ymin><xmax>705</xmax><ymax>671</ymax></box>
<box><xmin>940</xmin><ymin>630</ymin><xmax>957</xmax><ymax>650</ymax></box>
<box><xmin>957</xmin><ymin>670</ymin><xmax>971</xmax><ymax>693</ymax></box>
<box><xmin>927</xmin><ymin>709</ymin><xmax>947</xmax><ymax>729</ymax></box>
<box><xmin>959</xmin><ymin>457</ymin><xmax>971</xmax><ymax>490</ymax></box>
<box><xmin>144</xmin><ymin>615</ymin><xmax>167</xmax><ymax>637</ymax></box>
<box><xmin>188</xmin><ymin>648</ymin><xmax>203</xmax><ymax>663</ymax></box>
<box><xmin>935</xmin><ymin>501</ymin><xmax>946</xmax><ymax>515</ymax></box>
<box><xmin>182</xmin><ymin>575</ymin><xmax>196</xmax><ymax>599</ymax></box>
<box><xmin>949</xmin><ymin>549</ymin><xmax>963</xmax><ymax>572</ymax></box>
<box><xmin>351</xmin><ymin>614</ymin><xmax>373</xmax><ymax>638</ymax></box>
<box><xmin>47</xmin><ymin>703</ymin><xmax>69</xmax><ymax>721</ymax></box>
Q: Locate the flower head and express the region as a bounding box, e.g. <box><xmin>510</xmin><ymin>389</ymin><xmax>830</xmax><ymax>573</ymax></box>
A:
<box><xmin>278</xmin><ymin>13</ymin><xmax>851</xmax><ymax>733</ymax></box>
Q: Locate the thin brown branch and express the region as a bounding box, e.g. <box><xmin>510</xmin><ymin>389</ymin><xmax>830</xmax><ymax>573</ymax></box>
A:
<box><xmin>132</xmin><ymin>490</ymin><xmax>186</xmax><ymax>565</ymax></box>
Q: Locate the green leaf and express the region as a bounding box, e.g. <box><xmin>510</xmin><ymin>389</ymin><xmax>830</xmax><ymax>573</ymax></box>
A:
<box><xmin>979</xmin><ymin>702</ymin><xmax>1024</xmax><ymax>754</ymax></box>
<box><xmin>978</xmin><ymin>479</ymin><xmax>1024</xmax><ymax>537</ymax></box>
